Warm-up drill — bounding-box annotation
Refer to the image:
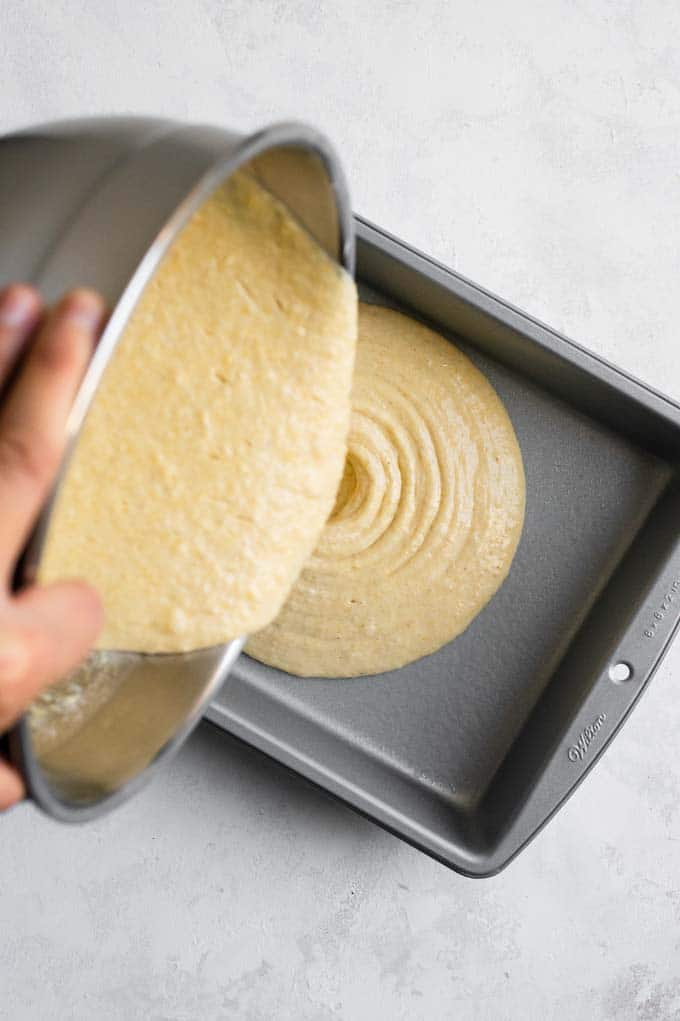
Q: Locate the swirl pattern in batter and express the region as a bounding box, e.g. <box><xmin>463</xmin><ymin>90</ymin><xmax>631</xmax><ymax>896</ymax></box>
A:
<box><xmin>247</xmin><ymin>303</ymin><xmax>526</xmax><ymax>677</ymax></box>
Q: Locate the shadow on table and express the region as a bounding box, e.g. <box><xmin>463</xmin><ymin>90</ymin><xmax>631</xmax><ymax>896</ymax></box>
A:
<box><xmin>175</xmin><ymin>719</ymin><xmax>391</xmax><ymax>849</ymax></box>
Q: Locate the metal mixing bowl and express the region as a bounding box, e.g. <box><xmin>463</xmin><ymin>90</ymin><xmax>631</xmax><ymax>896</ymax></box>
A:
<box><xmin>0</xmin><ymin>115</ymin><xmax>355</xmax><ymax>820</ymax></box>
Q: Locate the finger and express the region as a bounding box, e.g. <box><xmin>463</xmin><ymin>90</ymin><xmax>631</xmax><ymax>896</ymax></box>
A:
<box><xmin>0</xmin><ymin>757</ymin><xmax>24</xmax><ymax>810</ymax></box>
<box><xmin>0</xmin><ymin>581</ymin><xmax>102</xmax><ymax>732</ymax></box>
<box><xmin>0</xmin><ymin>289</ymin><xmax>107</xmax><ymax>578</ymax></box>
<box><xmin>0</xmin><ymin>284</ymin><xmax>43</xmax><ymax>390</ymax></box>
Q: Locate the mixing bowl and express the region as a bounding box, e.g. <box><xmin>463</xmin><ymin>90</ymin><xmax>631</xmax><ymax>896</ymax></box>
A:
<box><xmin>0</xmin><ymin>115</ymin><xmax>354</xmax><ymax>820</ymax></box>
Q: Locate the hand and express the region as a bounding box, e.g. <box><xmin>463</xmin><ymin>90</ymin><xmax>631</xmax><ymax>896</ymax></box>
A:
<box><xmin>0</xmin><ymin>284</ymin><xmax>106</xmax><ymax>810</ymax></box>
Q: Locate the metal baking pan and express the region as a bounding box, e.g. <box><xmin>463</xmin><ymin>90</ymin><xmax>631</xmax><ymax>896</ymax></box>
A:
<box><xmin>206</xmin><ymin>216</ymin><xmax>680</xmax><ymax>876</ymax></box>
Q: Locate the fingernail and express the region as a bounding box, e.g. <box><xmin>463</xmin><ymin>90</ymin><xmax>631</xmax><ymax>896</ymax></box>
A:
<box><xmin>61</xmin><ymin>292</ymin><xmax>105</xmax><ymax>331</ymax></box>
<box><xmin>0</xmin><ymin>634</ymin><xmax>27</xmax><ymax>683</ymax></box>
<box><xmin>0</xmin><ymin>286</ymin><xmax>38</xmax><ymax>329</ymax></box>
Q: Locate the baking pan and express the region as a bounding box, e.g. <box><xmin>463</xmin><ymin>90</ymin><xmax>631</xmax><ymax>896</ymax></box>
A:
<box><xmin>206</xmin><ymin>217</ymin><xmax>680</xmax><ymax>876</ymax></box>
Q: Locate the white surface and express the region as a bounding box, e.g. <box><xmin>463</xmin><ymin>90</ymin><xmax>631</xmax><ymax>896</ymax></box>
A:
<box><xmin>2</xmin><ymin>2</ymin><xmax>680</xmax><ymax>1018</ymax></box>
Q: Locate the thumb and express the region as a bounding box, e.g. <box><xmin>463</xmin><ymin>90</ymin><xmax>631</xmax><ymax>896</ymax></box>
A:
<box><xmin>0</xmin><ymin>581</ymin><xmax>102</xmax><ymax>732</ymax></box>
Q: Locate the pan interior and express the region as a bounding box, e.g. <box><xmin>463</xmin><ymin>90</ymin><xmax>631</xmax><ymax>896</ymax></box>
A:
<box><xmin>231</xmin><ymin>279</ymin><xmax>670</xmax><ymax>815</ymax></box>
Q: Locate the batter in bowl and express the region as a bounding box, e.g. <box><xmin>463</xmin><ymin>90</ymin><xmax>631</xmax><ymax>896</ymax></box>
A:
<box><xmin>39</xmin><ymin>171</ymin><xmax>357</xmax><ymax>653</ymax></box>
<box><xmin>247</xmin><ymin>304</ymin><xmax>526</xmax><ymax>677</ymax></box>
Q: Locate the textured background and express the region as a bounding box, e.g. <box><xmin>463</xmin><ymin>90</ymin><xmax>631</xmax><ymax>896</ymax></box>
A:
<box><xmin>2</xmin><ymin>2</ymin><xmax>680</xmax><ymax>1018</ymax></box>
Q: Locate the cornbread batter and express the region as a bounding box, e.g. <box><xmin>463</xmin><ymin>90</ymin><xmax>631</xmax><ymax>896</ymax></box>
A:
<box><xmin>247</xmin><ymin>304</ymin><xmax>525</xmax><ymax>677</ymax></box>
<box><xmin>39</xmin><ymin>172</ymin><xmax>357</xmax><ymax>653</ymax></box>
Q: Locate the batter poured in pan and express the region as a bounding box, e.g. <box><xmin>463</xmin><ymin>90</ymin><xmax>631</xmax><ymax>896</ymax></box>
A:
<box><xmin>247</xmin><ymin>304</ymin><xmax>526</xmax><ymax>677</ymax></box>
